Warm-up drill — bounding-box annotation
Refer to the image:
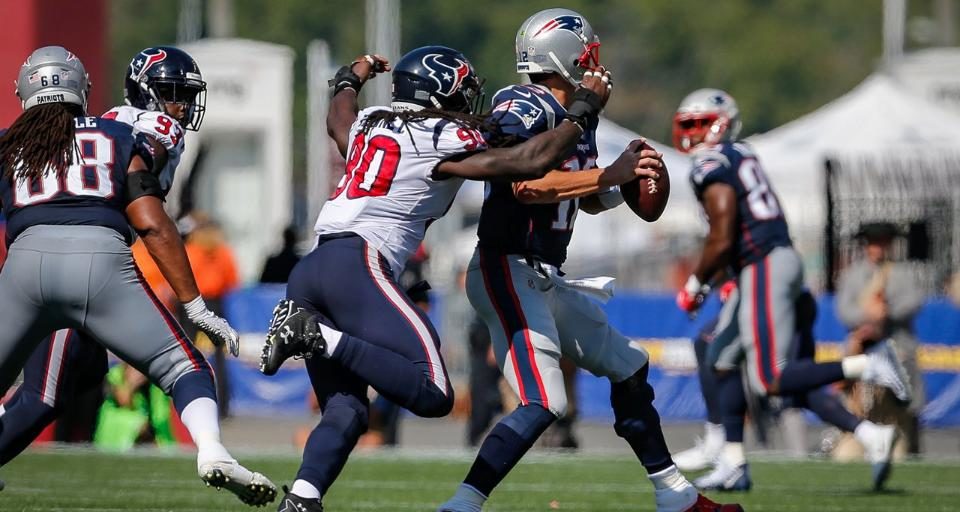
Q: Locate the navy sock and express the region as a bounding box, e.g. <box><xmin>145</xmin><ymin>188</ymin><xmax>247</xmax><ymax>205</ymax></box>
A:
<box><xmin>463</xmin><ymin>404</ymin><xmax>556</xmax><ymax>496</ymax></box>
<box><xmin>296</xmin><ymin>400</ymin><xmax>368</xmax><ymax>496</ymax></box>
<box><xmin>610</xmin><ymin>365</ymin><xmax>674</xmax><ymax>474</ymax></box>
<box><xmin>0</xmin><ymin>390</ymin><xmax>57</xmax><ymax>466</ymax></box>
<box><xmin>694</xmin><ymin>335</ymin><xmax>722</xmax><ymax>425</ymax></box>
<box><xmin>777</xmin><ymin>361</ymin><xmax>845</xmax><ymax>395</ymax></box>
<box><xmin>718</xmin><ymin>371</ymin><xmax>746</xmax><ymax>443</ymax></box>
<box><xmin>171</xmin><ymin>370</ymin><xmax>218</xmax><ymax>416</ymax></box>
<box><xmin>332</xmin><ymin>332</ymin><xmax>452</xmax><ymax>418</ymax></box>
<box><xmin>802</xmin><ymin>388</ymin><xmax>861</xmax><ymax>433</ymax></box>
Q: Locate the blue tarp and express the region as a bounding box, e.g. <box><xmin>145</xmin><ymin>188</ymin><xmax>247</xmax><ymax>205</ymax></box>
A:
<box><xmin>223</xmin><ymin>287</ymin><xmax>960</xmax><ymax>427</ymax></box>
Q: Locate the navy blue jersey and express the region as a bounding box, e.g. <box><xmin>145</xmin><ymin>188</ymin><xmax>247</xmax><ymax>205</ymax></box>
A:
<box><xmin>476</xmin><ymin>84</ymin><xmax>598</xmax><ymax>267</ymax></box>
<box><xmin>0</xmin><ymin>117</ymin><xmax>145</xmax><ymax>246</ymax></box>
<box><xmin>689</xmin><ymin>142</ymin><xmax>791</xmax><ymax>270</ymax></box>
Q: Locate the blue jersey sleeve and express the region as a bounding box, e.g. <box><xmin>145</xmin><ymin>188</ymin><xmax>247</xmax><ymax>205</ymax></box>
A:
<box><xmin>689</xmin><ymin>149</ymin><xmax>735</xmax><ymax>198</ymax></box>
<box><xmin>488</xmin><ymin>86</ymin><xmax>550</xmax><ymax>141</ymax></box>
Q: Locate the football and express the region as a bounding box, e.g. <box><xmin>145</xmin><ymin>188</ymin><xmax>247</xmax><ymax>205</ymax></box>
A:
<box><xmin>621</xmin><ymin>164</ymin><xmax>670</xmax><ymax>221</ymax></box>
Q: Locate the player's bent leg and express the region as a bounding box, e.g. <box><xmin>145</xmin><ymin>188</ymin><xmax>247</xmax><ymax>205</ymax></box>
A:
<box><xmin>263</xmin><ymin>238</ymin><xmax>453</xmax><ymax>418</ymax></box>
<box><xmin>0</xmin><ymin>329</ymin><xmax>108</xmax><ymax>466</ymax></box>
<box><xmin>438</xmin><ymin>404</ymin><xmax>558</xmax><ymax>512</ymax></box>
<box><xmin>84</xmin><ymin>251</ymin><xmax>276</xmax><ymax>506</ymax></box>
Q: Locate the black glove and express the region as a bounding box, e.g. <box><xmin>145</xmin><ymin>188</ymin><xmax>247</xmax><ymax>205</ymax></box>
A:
<box><xmin>328</xmin><ymin>65</ymin><xmax>362</xmax><ymax>96</ymax></box>
<box><xmin>564</xmin><ymin>87</ymin><xmax>604</xmax><ymax>132</ymax></box>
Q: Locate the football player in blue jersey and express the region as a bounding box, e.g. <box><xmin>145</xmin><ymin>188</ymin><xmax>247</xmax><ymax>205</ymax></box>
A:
<box><xmin>0</xmin><ymin>46</ymin><xmax>202</xmax><ymax>474</ymax></box>
<box><xmin>674</xmin><ymin>88</ymin><xmax>913</xmax><ymax>491</ymax></box>
<box><xmin>438</xmin><ymin>9</ymin><xmax>742</xmax><ymax>512</ymax></box>
<box><xmin>0</xmin><ymin>46</ymin><xmax>276</xmax><ymax>505</ymax></box>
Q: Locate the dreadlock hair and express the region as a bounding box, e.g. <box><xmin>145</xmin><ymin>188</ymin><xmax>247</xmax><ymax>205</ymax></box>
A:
<box><xmin>359</xmin><ymin>108</ymin><xmax>521</xmax><ymax>149</ymax></box>
<box><xmin>0</xmin><ymin>102</ymin><xmax>84</xmax><ymax>181</ymax></box>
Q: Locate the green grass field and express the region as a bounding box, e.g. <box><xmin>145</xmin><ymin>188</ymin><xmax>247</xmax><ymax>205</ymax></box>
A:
<box><xmin>3</xmin><ymin>449</ymin><xmax>959</xmax><ymax>511</ymax></box>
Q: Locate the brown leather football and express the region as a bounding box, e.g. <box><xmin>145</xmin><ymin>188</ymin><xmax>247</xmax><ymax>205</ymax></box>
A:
<box><xmin>621</xmin><ymin>166</ymin><xmax>670</xmax><ymax>221</ymax></box>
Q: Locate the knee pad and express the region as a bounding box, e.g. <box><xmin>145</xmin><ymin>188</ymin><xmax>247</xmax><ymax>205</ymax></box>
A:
<box><xmin>323</xmin><ymin>397</ymin><xmax>371</xmax><ymax>437</ymax></box>
<box><xmin>610</xmin><ymin>366</ymin><xmax>657</xmax><ymax>439</ymax></box>
<box><xmin>500</xmin><ymin>403</ymin><xmax>557</xmax><ymax>438</ymax></box>
<box><xmin>412</xmin><ymin>383</ymin><xmax>455</xmax><ymax>418</ymax></box>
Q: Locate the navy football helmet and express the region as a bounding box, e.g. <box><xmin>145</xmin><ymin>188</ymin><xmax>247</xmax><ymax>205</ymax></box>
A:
<box><xmin>124</xmin><ymin>46</ymin><xmax>207</xmax><ymax>131</ymax></box>
<box><xmin>391</xmin><ymin>46</ymin><xmax>484</xmax><ymax>114</ymax></box>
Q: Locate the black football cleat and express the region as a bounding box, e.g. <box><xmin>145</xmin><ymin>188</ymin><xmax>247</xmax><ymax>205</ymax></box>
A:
<box><xmin>260</xmin><ymin>299</ymin><xmax>327</xmax><ymax>376</ymax></box>
<box><xmin>277</xmin><ymin>486</ymin><xmax>324</xmax><ymax>512</ymax></box>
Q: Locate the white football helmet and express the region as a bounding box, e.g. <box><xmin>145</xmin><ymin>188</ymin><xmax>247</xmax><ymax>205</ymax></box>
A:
<box><xmin>514</xmin><ymin>8</ymin><xmax>600</xmax><ymax>85</ymax></box>
<box><xmin>673</xmin><ymin>88</ymin><xmax>742</xmax><ymax>153</ymax></box>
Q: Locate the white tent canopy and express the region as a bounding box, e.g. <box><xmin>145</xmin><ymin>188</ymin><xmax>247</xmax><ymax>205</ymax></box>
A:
<box><xmin>748</xmin><ymin>73</ymin><xmax>960</xmax><ymax>277</ymax></box>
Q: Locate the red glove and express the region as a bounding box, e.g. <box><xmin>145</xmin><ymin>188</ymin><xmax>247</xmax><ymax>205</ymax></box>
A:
<box><xmin>719</xmin><ymin>280</ymin><xmax>738</xmax><ymax>303</ymax></box>
<box><xmin>676</xmin><ymin>275</ymin><xmax>709</xmax><ymax>313</ymax></box>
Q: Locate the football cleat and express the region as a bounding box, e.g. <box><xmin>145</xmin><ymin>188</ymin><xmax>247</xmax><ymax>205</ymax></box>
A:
<box><xmin>260</xmin><ymin>299</ymin><xmax>326</xmax><ymax>376</ymax></box>
<box><xmin>199</xmin><ymin>460</ymin><xmax>277</xmax><ymax>507</ymax></box>
<box><xmin>682</xmin><ymin>494</ymin><xmax>745</xmax><ymax>512</ymax></box>
<box><xmin>862</xmin><ymin>340</ymin><xmax>912</xmax><ymax>403</ymax></box>
<box><xmin>693</xmin><ymin>461</ymin><xmax>751</xmax><ymax>492</ymax></box>
<box><xmin>276</xmin><ymin>486</ymin><xmax>324</xmax><ymax>512</ymax></box>
<box><xmin>855</xmin><ymin>421</ymin><xmax>899</xmax><ymax>491</ymax></box>
<box><xmin>674</xmin><ymin>424</ymin><xmax>725</xmax><ymax>472</ymax></box>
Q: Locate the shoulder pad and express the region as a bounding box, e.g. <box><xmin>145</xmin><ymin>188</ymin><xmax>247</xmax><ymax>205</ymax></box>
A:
<box><xmin>690</xmin><ymin>150</ymin><xmax>732</xmax><ymax>186</ymax></box>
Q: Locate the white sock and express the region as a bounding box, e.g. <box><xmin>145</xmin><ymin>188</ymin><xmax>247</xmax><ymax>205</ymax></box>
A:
<box><xmin>444</xmin><ymin>483</ymin><xmax>487</xmax><ymax>511</ymax></box>
<box><xmin>648</xmin><ymin>464</ymin><xmax>690</xmax><ymax>491</ymax></box>
<box><xmin>722</xmin><ymin>442</ymin><xmax>746</xmax><ymax>467</ymax></box>
<box><xmin>853</xmin><ymin>420</ymin><xmax>878</xmax><ymax>444</ymax></box>
<box><xmin>704</xmin><ymin>422</ymin><xmax>725</xmax><ymax>449</ymax></box>
<box><xmin>180</xmin><ymin>397</ymin><xmax>232</xmax><ymax>464</ymax></box>
<box><xmin>0</xmin><ymin>403</ymin><xmax>6</xmax><ymax>417</ymax></box>
<box><xmin>317</xmin><ymin>323</ymin><xmax>344</xmax><ymax>357</ymax></box>
<box><xmin>842</xmin><ymin>354</ymin><xmax>868</xmax><ymax>379</ymax></box>
<box><xmin>291</xmin><ymin>479</ymin><xmax>321</xmax><ymax>499</ymax></box>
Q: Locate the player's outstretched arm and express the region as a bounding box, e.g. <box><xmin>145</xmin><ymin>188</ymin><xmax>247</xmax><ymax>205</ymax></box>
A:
<box><xmin>327</xmin><ymin>55</ymin><xmax>390</xmax><ymax>157</ymax></box>
<box><xmin>437</xmin><ymin>69</ymin><xmax>612</xmax><ymax>181</ymax></box>
<box><xmin>515</xmin><ymin>140</ymin><xmax>663</xmax><ymax>205</ymax></box>
<box><xmin>124</xmin><ymin>155</ymin><xmax>240</xmax><ymax>356</ymax></box>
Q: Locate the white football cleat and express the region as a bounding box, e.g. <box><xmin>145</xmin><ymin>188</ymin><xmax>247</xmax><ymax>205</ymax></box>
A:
<box><xmin>863</xmin><ymin>340</ymin><xmax>912</xmax><ymax>403</ymax></box>
<box><xmin>854</xmin><ymin>421</ymin><xmax>898</xmax><ymax>490</ymax></box>
<box><xmin>693</xmin><ymin>459</ymin><xmax>751</xmax><ymax>492</ymax></box>
<box><xmin>199</xmin><ymin>459</ymin><xmax>277</xmax><ymax>507</ymax></box>
<box><xmin>673</xmin><ymin>423</ymin><xmax>725</xmax><ymax>472</ymax></box>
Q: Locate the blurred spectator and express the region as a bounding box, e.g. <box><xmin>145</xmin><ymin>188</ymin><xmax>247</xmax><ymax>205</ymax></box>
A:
<box><xmin>260</xmin><ymin>226</ymin><xmax>301</xmax><ymax>284</ymax></box>
<box><xmin>466</xmin><ymin>315</ymin><xmax>503</xmax><ymax>446</ymax></box>
<box><xmin>93</xmin><ymin>363</ymin><xmax>175</xmax><ymax>452</ymax></box>
<box><xmin>948</xmin><ymin>270</ymin><xmax>960</xmax><ymax>307</ymax></box>
<box><xmin>835</xmin><ymin>222</ymin><xmax>925</xmax><ymax>457</ymax></box>
<box><xmin>180</xmin><ymin>211</ymin><xmax>240</xmax><ymax>419</ymax></box>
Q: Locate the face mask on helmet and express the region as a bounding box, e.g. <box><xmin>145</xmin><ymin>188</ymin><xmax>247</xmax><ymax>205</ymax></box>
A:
<box><xmin>148</xmin><ymin>79</ymin><xmax>206</xmax><ymax>131</ymax></box>
<box><xmin>673</xmin><ymin>112</ymin><xmax>730</xmax><ymax>153</ymax></box>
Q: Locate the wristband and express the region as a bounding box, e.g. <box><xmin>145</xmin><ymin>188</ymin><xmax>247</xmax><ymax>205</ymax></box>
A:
<box><xmin>183</xmin><ymin>295</ymin><xmax>208</xmax><ymax>319</ymax></box>
<box><xmin>565</xmin><ymin>87</ymin><xmax>603</xmax><ymax>131</ymax></box>
<box><xmin>596</xmin><ymin>185</ymin><xmax>624</xmax><ymax>210</ymax></box>
<box><xmin>328</xmin><ymin>65</ymin><xmax>362</xmax><ymax>96</ymax></box>
<box><xmin>684</xmin><ymin>275</ymin><xmax>708</xmax><ymax>296</ymax></box>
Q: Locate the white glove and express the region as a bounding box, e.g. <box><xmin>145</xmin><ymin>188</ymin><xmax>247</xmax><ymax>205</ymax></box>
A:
<box><xmin>184</xmin><ymin>296</ymin><xmax>240</xmax><ymax>357</ymax></box>
<box><xmin>132</xmin><ymin>111</ymin><xmax>184</xmax><ymax>152</ymax></box>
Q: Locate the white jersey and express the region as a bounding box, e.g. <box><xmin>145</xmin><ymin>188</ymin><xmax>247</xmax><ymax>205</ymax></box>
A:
<box><xmin>103</xmin><ymin>105</ymin><xmax>185</xmax><ymax>193</ymax></box>
<box><xmin>315</xmin><ymin>106</ymin><xmax>486</xmax><ymax>274</ymax></box>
